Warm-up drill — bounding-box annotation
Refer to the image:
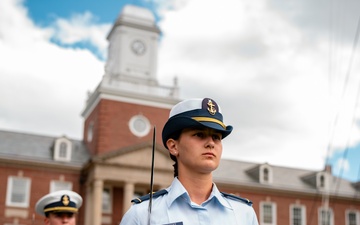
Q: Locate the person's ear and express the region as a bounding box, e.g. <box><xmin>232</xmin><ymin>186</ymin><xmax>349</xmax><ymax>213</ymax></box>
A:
<box><xmin>167</xmin><ymin>139</ymin><xmax>178</xmax><ymax>156</ymax></box>
<box><xmin>44</xmin><ymin>217</ymin><xmax>50</xmax><ymax>225</ymax></box>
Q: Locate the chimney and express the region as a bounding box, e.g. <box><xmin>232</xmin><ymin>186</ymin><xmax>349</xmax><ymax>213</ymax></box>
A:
<box><xmin>324</xmin><ymin>164</ymin><xmax>332</xmax><ymax>174</ymax></box>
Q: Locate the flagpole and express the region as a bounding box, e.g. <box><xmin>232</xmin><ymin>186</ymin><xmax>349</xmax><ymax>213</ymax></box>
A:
<box><xmin>148</xmin><ymin>126</ymin><xmax>156</xmax><ymax>225</ymax></box>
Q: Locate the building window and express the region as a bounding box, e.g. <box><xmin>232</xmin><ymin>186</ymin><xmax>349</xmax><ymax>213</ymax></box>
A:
<box><xmin>87</xmin><ymin>121</ymin><xmax>94</xmax><ymax>143</ymax></box>
<box><xmin>6</xmin><ymin>176</ymin><xmax>31</xmax><ymax>207</ymax></box>
<box><xmin>129</xmin><ymin>115</ymin><xmax>151</xmax><ymax>137</ymax></box>
<box><xmin>50</xmin><ymin>180</ymin><xmax>72</xmax><ymax>192</ymax></box>
<box><xmin>290</xmin><ymin>204</ymin><xmax>306</xmax><ymax>225</ymax></box>
<box><xmin>346</xmin><ymin>210</ymin><xmax>359</xmax><ymax>225</ymax></box>
<box><xmin>319</xmin><ymin>175</ymin><xmax>325</xmax><ymax>187</ymax></box>
<box><xmin>260</xmin><ymin>202</ymin><xmax>276</xmax><ymax>225</ymax></box>
<box><xmin>263</xmin><ymin>168</ymin><xmax>269</xmax><ymax>182</ymax></box>
<box><xmin>102</xmin><ymin>187</ymin><xmax>112</xmax><ymax>213</ymax></box>
<box><xmin>319</xmin><ymin>208</ymin><xmax>334</xmax><ymax>225</ymax></box>
<box><xmin>260</xmin><ymin>164</ymin><xmax>272</xmax><ymax>184</ymax></box>
<box><xmin>4</xmin><ymin>223</ymin><xmax>26</xmax><ymax>225</ymax></box>
<box><xmin>54</xmin><ymin>137</ymin><xmax>72</xmax><ymax>162</ymax></box>
<box><xmin>59</xmin><ymin>142</ymin><xmax>67</xmax><ymax>157</ymax></box>
<box><xmin>316</xmin><ymin>172</ymin><xmax>329</xmax><ymax>190</ymax></box>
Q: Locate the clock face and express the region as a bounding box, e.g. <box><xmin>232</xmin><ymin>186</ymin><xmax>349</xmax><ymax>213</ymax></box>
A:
<box><xmin>131</xmin><ymin>40</ymin><xmax>146</xmax><ymax>55</ymax></box>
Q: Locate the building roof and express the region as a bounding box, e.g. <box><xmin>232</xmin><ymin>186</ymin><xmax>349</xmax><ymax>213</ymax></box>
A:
<box><xmin>0</xmin><ymin>129</ymin><xmax>89</xmax><ymax>167</ymax></box>
<box><xmin>0</xmin><ymin>129</ymin><xmax>358</xmax><ymax>199</ymax></box>
<box><xmin>214</xmin><ymin>158</ymin><xmax>359</xmax><ymax>198</ymax></box>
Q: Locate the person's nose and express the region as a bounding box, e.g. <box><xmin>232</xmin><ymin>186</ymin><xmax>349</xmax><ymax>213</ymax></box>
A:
<box><xmin>205</xmin><ymin>136</ymin><xmax>215</xmax><ymax>149</ymax></box>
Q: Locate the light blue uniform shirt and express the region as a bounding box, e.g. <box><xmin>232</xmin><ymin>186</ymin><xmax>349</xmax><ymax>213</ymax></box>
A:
<box><xmin>120</xmin><ymin>178</ymin><xmax>259</xmax><ymax>225</ymax></box>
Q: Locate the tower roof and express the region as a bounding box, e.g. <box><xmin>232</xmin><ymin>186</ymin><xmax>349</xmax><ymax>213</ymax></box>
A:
<box><xmin>118</xmin><ymin>5</ymin><xmax>155</xmax><ymax>26</ymax></box>
<box><xmin>107</xmin><ymin>4</ymin><xmax>160</xmax><ymax>40</ymax></box>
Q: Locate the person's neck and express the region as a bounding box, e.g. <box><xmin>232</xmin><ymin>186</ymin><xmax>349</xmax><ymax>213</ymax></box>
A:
<box><xmin>177</xmin><ymin>172</ymin><xmax>213</xmax><ymax>205</ymax></box>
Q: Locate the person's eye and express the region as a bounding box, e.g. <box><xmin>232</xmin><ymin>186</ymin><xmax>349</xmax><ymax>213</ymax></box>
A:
<box><xmin>194</xmin><ymin>132</ymin><xmax>204</xmax><ymax>138</ymax></box>
<box><xmin>212</xmin><ymin>134</ymin><xmax>222</xmax><ymax>140</ymax></box>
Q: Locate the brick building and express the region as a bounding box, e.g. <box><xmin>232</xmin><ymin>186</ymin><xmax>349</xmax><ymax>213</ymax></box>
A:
<box><xmin>1</xmin><ymin>4</ymin><xmax>359</xmax><ymax>225</ymax></box>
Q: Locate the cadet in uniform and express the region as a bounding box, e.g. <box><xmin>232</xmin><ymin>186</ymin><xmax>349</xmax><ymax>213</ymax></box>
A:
<box><xmin>120</xmin><ymin>98</ymin><xmax>259</xmax><ymax>225</ymax></box>
<box><xmin>35</xmin><ymin>190</ymin><xmax>82</xmax><ymax>225</ymax></box>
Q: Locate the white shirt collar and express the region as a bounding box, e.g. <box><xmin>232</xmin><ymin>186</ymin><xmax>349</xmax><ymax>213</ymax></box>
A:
<box><xmin>166</xmin><ymin>177</ymin><xmax>232</xmax><ymax>209</ymax></box>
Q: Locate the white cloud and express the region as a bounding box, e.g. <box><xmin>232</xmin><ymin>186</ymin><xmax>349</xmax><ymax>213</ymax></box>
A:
<box><xmin>51</xmin><ymin>11</ymin><xmax>111</xmax><ymax>59</ymax></box>
<box><xmin>1</xmin><ymin>0</ymin><xmax>359</xmax><ymax>174</ymax></box>
<box><xmin>157</xmin><ymin>0</ymin><xmax>360</xmax><ymax>170</ymax></box>
<box><xmin>0</xmin><ymin>0</ymin><xmax>53</xmax><ymax>45</ymax></box>
<box><xmin>0</xmin><ymin>0</ymin><xmax>105</xmax><ymax>138</ymax></box>
<box><xmin>334</xmin><ymin>158</ymin><xmax>350</xmax><ymax>175</ymax></box>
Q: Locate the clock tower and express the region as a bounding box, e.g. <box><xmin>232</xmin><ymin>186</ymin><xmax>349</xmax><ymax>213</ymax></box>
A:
<box><xmin>82</xmin><ymin>5</ymin><xmax>179</xmax><ymax>156</ymax></box>
<box><xmin>105</xmin><ymin>5</ymin><xmax>159</xmax><ymax>85</ymax></box>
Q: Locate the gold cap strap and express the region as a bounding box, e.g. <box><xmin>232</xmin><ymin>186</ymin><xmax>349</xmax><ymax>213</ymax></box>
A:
<box><xmin>43</xmin><ymin>207</ymin><xmax>78</xmax><ymax>213</ymax></box>
<box><xmin>192</xmin><ymin>117</ymin><xmax>226</xmax><ymax>129</ymax></box>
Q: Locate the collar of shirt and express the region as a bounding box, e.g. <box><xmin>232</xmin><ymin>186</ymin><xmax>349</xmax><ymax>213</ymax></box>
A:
<box><xmin>165</xmin><ymin>177</ymin><xmax>232</xmax><ymax>210</ymax></box>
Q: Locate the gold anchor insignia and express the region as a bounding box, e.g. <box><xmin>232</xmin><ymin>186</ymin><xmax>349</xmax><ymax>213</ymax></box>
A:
<box><xmin>62</xmin><ymin>195</ymin><xmax>70</xmax><ymax>206</ymax></box>
<box><xmin>207</xmin><ymin>99</ymin><xmax>216</xmax><ymax>115</ymax></box>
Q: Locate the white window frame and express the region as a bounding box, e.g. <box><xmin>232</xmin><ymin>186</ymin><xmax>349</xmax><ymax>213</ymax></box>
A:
<box><xmin>50</xmin><ymin>180</ymin><xmax>73</xmax><ymax>192</ymax></box>
<box><xmin>346</xmin><ymin>210</ymin><xmax>360</xmax><ymax>225</ymax></box>
<box><xmin>318</xmin><ymin>207</ymin><xmax>334</xmax><ymax>225</ymax></box>
<box><xmin>290</xmin><ymin>204</ymin><xmax>306</xmax><ymax>225</ymax></box>
<box><xmin>316</xmin><ymin>172</ymin><xmax>330</xmax><ymax>191</ymax></box>
<box><xmin>102</xmin><ymin>186</ymin><xmax>113</xmax><ymax>213</ymax></box>
<box><xmin>54</xmin><ymin>137</ymin><xmax>72</xmax><ymax>162</ymax></box>
<box><xmin>6</xmin><ymin>176</ymin><xmax>31</xmax><ymax>208</ymax></box>
<box><xmin>128</xmin><ymin>115</ymin><xmax>151</xmax><ymax>137</ymax></box>
<box><xmin>260</xmin><ymin>164</ymin><xmax>273</xmax><ymax>184</ymax></box>
<box><xmin>4</xmin><ymin>224</ymin><xmax>26</xmax><ymax>225</ymax></box>
<box><xmin>87</xmin><ymin>121</ymin><xmax>94</xmax><ymax>143</ymax></box>
<box><xmin>260</xmin><ymin>201</ymin><xmax>277</xmax><ymax>225</ymax></box>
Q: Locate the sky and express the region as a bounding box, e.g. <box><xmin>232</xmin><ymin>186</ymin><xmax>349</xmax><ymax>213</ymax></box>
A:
<box><xmin>0</xmin><ymin>0</ymin><xmax>360</xmax><ymax>183</ymax></box>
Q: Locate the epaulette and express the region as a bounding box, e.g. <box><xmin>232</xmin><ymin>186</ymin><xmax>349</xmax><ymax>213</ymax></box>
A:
<box><xmin>131</xmin><ymin>189</ymin><xmax>168</xmax><ymax>204</ymax></box>
<box><xmin>221</xmin><ymin>192</ymin><xmax>253</xmax><ymax>206</ymax></box>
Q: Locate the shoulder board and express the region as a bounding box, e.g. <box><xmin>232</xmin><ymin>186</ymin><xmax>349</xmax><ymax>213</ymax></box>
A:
<box><xmin>131</xmin><ymin>189</ymin><xmax>168</xmax><ymax>204</ymax></box>
<box><xmin>221</xmin><ymin>192</ymin><xmax>253</xmax><ymax>206</ymax></box>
